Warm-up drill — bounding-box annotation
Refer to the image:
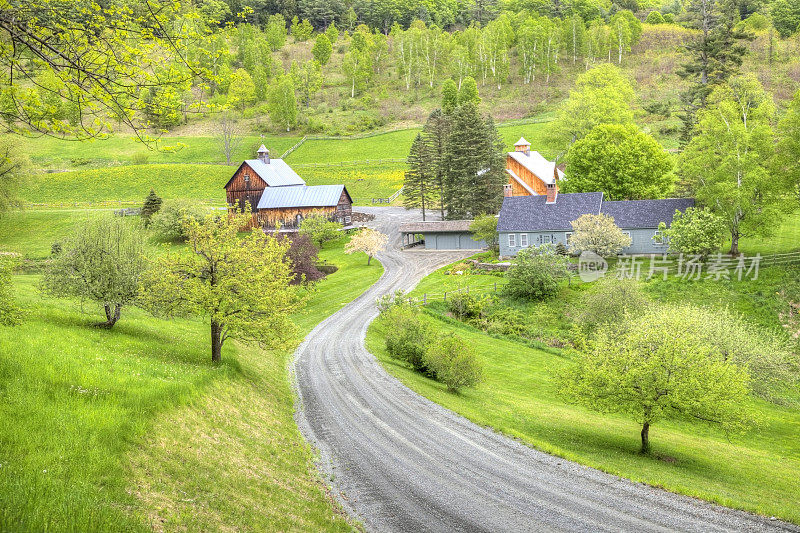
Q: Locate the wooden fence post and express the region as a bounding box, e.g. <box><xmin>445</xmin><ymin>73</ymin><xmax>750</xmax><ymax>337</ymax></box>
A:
<box><xmin>423</xmin><ymin>293</ymin><xmax>427</xmax><ymax>305</ymax></box>
<box><xmin>443</xmin><ymin>291</ymin><xmax>447</xmax><ymax>301</ymax></box>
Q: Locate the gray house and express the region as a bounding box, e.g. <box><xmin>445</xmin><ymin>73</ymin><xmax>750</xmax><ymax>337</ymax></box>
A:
<box><xmin>399</xmin><ymin>220</ymin><xmax>486</xmax><ymax>250</ymax></box>
<box><xmin>497</xmin><ymin>192</ymin><xmax>694</xmax><ymax>257</ymax></box>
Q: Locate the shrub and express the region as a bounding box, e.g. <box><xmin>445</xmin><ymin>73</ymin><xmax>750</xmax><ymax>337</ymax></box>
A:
<box><xmin>663</xmin><ymin>13</ymin><xmax>675</xmax><ymax>23</ymax></box>
<box><xmin>273</xmin><ymin>232</ymin><xmax>324</xmax><ymax>285</ymax></box>
<box><xmin>661</xmin><ymin>207</ymin><xmax>726</xmax><ymax>259</ymax></box>
<box><xmin>447</xmin><ymin>291</ymin><xmax>486</xmax><ymax>320</ymax></box>
<box><xmin>383</xmin><ymin>303</ymin><xmax>432</xmax><ymax>373</ymax></box>
<box><xmin>149</xmin><ymin>200</ymin><xmax>205</xmax><ymax>242</ymax></box>
<box><xmin>141</xmin><ymin>189</ymin><xmax>163</xmax><ymax>225</ymax></box>
<box><xmin>503</xmin><ymin>244</ymin><xmax>570</xmax><ymax>301</ymax></box>
<box><xmin>568</xmin><ymin>213</ymin><xmax>631</xmax><ymax>256</ymax></box>
<box><xmin>425</xmin><ymin>334</ymin><xmax>484</xmax><ymax>392</ymax></box>
<box><xmin>645</xmin><ymin>11</ymin><xmax>665</xmax><ymax>23</ymax></box>
<box><xmin>577</xmin><ymin>277</ymin><xmax>648</xmax><ymax>332</ymax></box>
<box><xmin>0</xmin><ymin>253</ymin><xmax>22</xmax><ymax>326</ymax></box>
<box><xmin>299</xmin><ymin>216</ymin><xmax>342</xmax><ymax>246</ymax></box>
<box><xmin>469</xmin><ymin>214</ymin><xmax>498</xmax><ymax>250</ymax></box>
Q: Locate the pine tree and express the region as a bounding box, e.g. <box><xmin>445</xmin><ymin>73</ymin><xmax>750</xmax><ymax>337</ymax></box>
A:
<box><xmin>141</xmin><ymin>189</ymin><xmax>163</xmax><ymax>225</ymax></box>
<box><xmin>422</xmin><ymin>109</ymin><xmax>451</xmax><ymax>218</ymax></box>
<box><xmin>403</xmin><ymin>134</ymin><xmax>435</xmax><ymax>221</ymax></box>
<box><xmin>677</xmin><ymin>0</ymin><xmax>753</xmax><ymax>144</ymax></box>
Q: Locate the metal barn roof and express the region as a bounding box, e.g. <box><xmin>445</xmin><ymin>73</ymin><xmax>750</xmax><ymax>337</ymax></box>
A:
<box><xmin>257</xmin><ymin>184</ymin><xmax>346</xmax><ymax>209</ymax></box>
<box><xmin>244</xmin><ymin>158</ymin><xmax>306</xmax><ymax>187</ymax></box>
<box><xmin>506</xmin><ymin>150</ymin><xmax>563</xmax><ymax>185</ymax></box>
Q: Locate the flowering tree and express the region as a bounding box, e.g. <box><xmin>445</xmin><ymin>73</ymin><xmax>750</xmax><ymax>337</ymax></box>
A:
<box><xmin>568</xmin><ymin>214</ymin><xmax>631</xmax><ymax>256</ymax></box>
<box><xmin>345</xmin><ymin>228</ymin><xmax>387</xmax><ymax>265</ymax></box>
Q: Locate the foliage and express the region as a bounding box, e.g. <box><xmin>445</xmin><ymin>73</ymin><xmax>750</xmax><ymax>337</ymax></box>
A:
<box><xmin>661</xmin><ymin>207</ymin><xmax>726</xmax><ymax>259</ymax></box>
<box><xmin>41</xmin><ymin>217</ymin><xmax>145</xmax><ymax>328</ymax></box>
<box><xmin>403</xmin><ymin>133</ymin><xmax>437</xmax><ymax>220</ymax></box>
<box><xmin>563</xmin><ymin>123</ymin><xmax>673</xmax><ymax>200</ymax></box>
<box><xmin>425</xmin><ymin>334</ymin><xmax>484</xmax><ymax>392</ymax></box>
<box><xmin>228</xmin><ymin>68</ymin><xmax>256</xmax><ymax>110</ymax></box>
<box><xmin>265</xmin><ymin>14</ymin><xmax>288</xmax><ymax>51</ymax></box>
<box><xmin>771</xmin><ymin>0</ymin><xmax>800</xmax><ymax>37</ymax></box>
<box><xmin>448</xmin><ymin>291</ymin><xmax>487</xmax><ymax>320</ymax></box>
<box><xmin>140</xmin><ymin>208</ymin><xmax>300</xmax><ymax>363</ymax></box>
<box><xmin>441</xmin><ymin>79</ymin><xmax>458</xmax><ymax>114</ymax></box>
<box><xmin>326</xmin><ymin>22</ymin><xmax>339</xmax><ymax>44</ymax></box>
<box><xmin>469</xmin><ymin>214</ymin><xmax>498</xmax><ymax>249</ymax></box>
<box><xmin>268</xmin><ymin>75</ymin><xmax>298</xmax><ymax>132</ymax></box>
<box><xmin>299</xmin><ymin>215</ymin><xmax>342</xmax><ymax>246</ymax></box>
<box><xmin>645</xmin><ymin>11</ymin><xmax>665</xmax><ymax>23</ymax></box>
<box><xmin>342</xmin><ymin>27</ymin><xmax>374</xmax><ymax>97</ymax></box>
<box><xmin>503</xmin><ymin>244</ymin><xmax>570</xmax><ymax>300</ymax></box>
<box><xmin>458</xmin><ymin>76</ymin><xmax>481</xmax><ymax>106</ymax></box>
<box><xmin>141</xmin><ymin>189</ymin><xmax>163</xmax><ymax>225</ymax></box>
<box><xmin>382</xmin><ymin>301</ymin><xmax>432</xmax><ymax>373</ymax></box>
<box><xmin>0</xmin><ymin>139</ymin><xmax>31</xmax><ymax>214</ymax></box>
<box><xmin>344</xmin><ymin>227</ymin><xmax>387</xmax><ymax>265</ymax></box>
<box><xmin>0</xmin><ymin>253</ymin><xmax>22</xmax><ymax>325</ymax></box>
<box><xmin>680</xmin><ymin>76</ymin><xmax>792</xmax><ymax>254</ymax></box>
<box><xmin>560</xmin><ymin>304</ymin><xmax>753</xmax><ymax>453</ymax></box>
<box><xmin>774</xmin><ymin>90</ymin><xmax>800</xmax><ymax>199</ymax></box>
<box><xmin>576</xmin><ymin>276</ymin><xmax>648</xmax><ymax>332</ymax></box>
<box><xmin>149</xmin><ymin>199</ymin><xmax>205</xmax><ymax>242</ymax></box>
<box><xmin>274</xmin><ymin>232</ymin><xmax>325</xmax><ymax>285</ymax></box>
<box><xmin>312</xmin><ymin>33</ymin><xmax>333</xmax><ymax>65</ymax></box>
<box><xmin>553</xmin><ymin>64</ymin><xmax>636</xmax><ymax>144</ymax></box>
<box><xmin>292</xmin><ymin>17</ymin><xmax>314</xmax><ymax>41</ymax></box>
<box><xmin>568</xmin><ymin>213</ymin><xmax>631</xmax><ymax>256</ymax></box>
<box><xmin>292</xmin><ymin>60</ymin><xmax>323</xmax><ymax>108</ymax></box>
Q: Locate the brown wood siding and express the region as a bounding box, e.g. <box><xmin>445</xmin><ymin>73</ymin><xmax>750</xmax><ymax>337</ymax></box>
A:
<box><xmin>506</xmin><ymin>155</ymin><xmax>550</xmax><ymax>196</ymax></box>
<box><xmin>225</xmin><ymin>163</ymin><xmax>267</xmax><ymax>210</ymax></box>
<box><xmin>257</xmin><ymin>206</ymin><xmax>337</xmax><ymax>228</ymax></box>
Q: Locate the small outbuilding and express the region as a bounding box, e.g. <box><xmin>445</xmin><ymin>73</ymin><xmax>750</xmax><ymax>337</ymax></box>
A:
<box><xmin>399</xmin><ymin>220</ymin><xmax>486</xmax><ymax>250</ymax></box>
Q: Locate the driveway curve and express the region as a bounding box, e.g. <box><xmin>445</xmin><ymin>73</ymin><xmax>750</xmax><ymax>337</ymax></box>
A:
<box><xmin>293</xmin><ymin>207</ymin><xmax>797</xmax><ymax>533</ymax></box>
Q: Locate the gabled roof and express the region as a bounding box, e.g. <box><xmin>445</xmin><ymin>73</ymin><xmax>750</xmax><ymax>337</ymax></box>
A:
<box><xmin>398</xmin><ymin>220</ymin><xmax>474</xmax><ymax>233</ymax></box>
<box><xmin>507</xmin><ymin>150</ymin><xmax>560</xmax><ymax>185</ymax></box>
<box><xmin>600</xmin><ymin>198</ymin><xmax>695</xmax><ymax>229</ymax></box>
<box><xmin>497</xmin><ymin>193</ymin><xmax>604</xmax><ymax>232</ymax></box>
<box><xmin>244</xmin><ymin>158</ymin><xmax>305</xmax><ymax>187</ymax></box>
<box><xmin>256</xmin><ymin>184</ymin><xmax>350</xmax><ymax>209</ymax></box>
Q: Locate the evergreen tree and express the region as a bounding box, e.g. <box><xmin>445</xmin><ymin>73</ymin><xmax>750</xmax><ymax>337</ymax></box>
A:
<box><xmin>422</xmin><ymin>109</ymin><xmax>451</xmax><ymax>218</ymax></box>
<box><xmin>444</xmin><ymin>103</ymin><xmax>504</xmax><ymax>219</ymax></box>
<box><xmin>404</xmin><ymin>134</ymin><xmax>436</xmax><ymax>221</ymax></box>
<box><xmin>141</xmin><ymin>189</ymin><xmax>163</xmax><ymax>225</ymax></box>
<box><xmin>677</xmin><ymin>0</ymin><xmax>753</xmax><ymax>144</ymax></box>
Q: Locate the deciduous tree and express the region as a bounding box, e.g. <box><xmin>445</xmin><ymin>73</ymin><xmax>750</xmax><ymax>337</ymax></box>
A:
<box><xmin>344</xmin><ymin>228</ymin><xmax>387</xmax><ymax>265</ymax></box>
<box><xmin>568</xmin><ymin>213</ymin><xmax>631</xmax><ymax>256</ymax></box>
<box><xmin>312</xmin><ymin>33</ymin><xmax>333</xmax><ymax>65</ymax></box>
<box><xmin>268</xmin><ymin>75</ymin><xmax>298</xmax><ymax>131</ymax></box>
<box><xmin>140</xmin><ymin>208</ymin><xmax>300</xmax><ymax>363</ymax></box>
<box><xmin>660</xmin><ymin>207</ymin><xmax>726</xmax><ymax>259</ymax></box>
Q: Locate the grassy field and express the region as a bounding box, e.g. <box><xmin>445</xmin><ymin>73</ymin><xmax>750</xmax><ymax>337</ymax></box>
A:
<box><xmin>0</xmin><ymin>236</ymin><xmax>383</xmax><ymax>531</ymax></box>
<box><xmin>300</xmin><ymin>163</ymin><xmax>405</xmax><ymax>201</ymax></box>
<box><xmin>738</xmin><ymin>212</ymin><xmax>800</xmax><ymax>255</ymax></box>
<box><xmin>367</xmin><ymin>303</ymin><xmax>800</xmax><ymax>524</ymax></box>
<box><xmin>9</xmin><ymin>134</ymin><xmax>301</xmax><ymax>170</ymax></box>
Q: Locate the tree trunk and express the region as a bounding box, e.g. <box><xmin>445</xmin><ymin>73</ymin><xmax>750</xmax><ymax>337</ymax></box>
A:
<box><xmin>640</xmin><ymin>422</ymin><xmax>651</xmax><ymax>454</ymax></box>
<box><xmin>100</xmin><ymin>303</ymin><xmax>121</xmax><ymax>328</ymax></box>
<box><xmin>211</xmin><ymin>320</ymin><xmax>223</xmax><ymax>363</ymax></box>
<box><xmin>729</xmin><ymin>232</ymin><xmax>740</xmax><ymax>255</ymax></box>
<box><xmin>367</xmin><ymin>254</ymin><xmax>372</xmax><ymax>265</ymax></box>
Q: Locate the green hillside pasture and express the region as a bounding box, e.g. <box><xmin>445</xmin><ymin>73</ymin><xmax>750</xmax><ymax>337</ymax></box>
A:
<box><xmin>367</xmin><ymin>312</ymin><xmax>800</xmax><ymax>524</ymax></box>
<box><xmin>0</xmin><ymin>210</ymin><xmax>98</xmax><ymax>259</ymax></box>
<box><xmin>0</xmin><ymin>237</ymin><xmax>383</xmax><ymax>532</ymax></box>
<box><xmin>298</xmin><ymin>162</ymin><xmax>405</xmax><ymax>202</ymax></box>
<box><xmin>738</xmin><ymin>212</ymin><xmax>800</xmax><ymax>255</ymax></box>
<box><xmin>21</xmin><ymin>164</ymin><xmax>233</xmax><ymax>205</ymax></box>
<box><xmin>9</xmin><ymin>135</ymin><xmax>300</xmax><ymax>170</ymax></box>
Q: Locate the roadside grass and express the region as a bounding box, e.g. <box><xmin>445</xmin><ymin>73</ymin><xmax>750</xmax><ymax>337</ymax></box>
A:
<box><xmin>0</xmin><ymin>236</ymin><xmax>382</xmax><ymax>532</ymax></box>
<box><xmin>8</xmin><ymin>135</ymin><xmax>300</xmax><ymax>170</ymax></box>
<box><xmin>366</xmin><ymin>309</ymin><xmax>800</xmax><ymax>524</ymax></box>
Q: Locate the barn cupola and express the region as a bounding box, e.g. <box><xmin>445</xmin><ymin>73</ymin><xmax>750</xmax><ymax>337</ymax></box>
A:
<box><xmin>514</xmin><ymin>137</ymin><xmax>531</xmax><ymax>156</ymax></box>
<box><xmin>257</xmin><ymin>144</ymin><xmax>270</xmax><ymax>164</ymax></box>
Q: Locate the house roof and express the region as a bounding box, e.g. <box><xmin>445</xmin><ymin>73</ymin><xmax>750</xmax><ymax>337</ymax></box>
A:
<box><xmin>398</xmin><ymin>220</ymin><xmax>475</xmax><ymax>233</ymax></box>
<box><xmin>257</xmin><ymin>184</ymin><xmax>349</xmax><ymax>209</ymax></box>
<box><xmin>497</xmin><ymin>193</ymin><xmax>604</xmax><ymax>232</ymax></box>
<box><xmin>514</xmin><ymin>137</ymin><xmax>530</xmax><ymax>147</ymax></box>
<box><xmin>506</xmin><ymin>150</ymin><xmax>563</xmax><ymax>185</ymax></box>
<box><xmin>244</xmin><ymin>158</ymin><xmax>306</xmax><ymax>187</ymax></box>
<box><xmin>600</xmin><ymin>198</ymin><xmax>695</xmax><ymax>229</ymax></box>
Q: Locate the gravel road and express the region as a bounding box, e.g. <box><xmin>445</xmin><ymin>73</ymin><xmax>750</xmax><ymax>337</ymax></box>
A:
<box><xmin>293</xmin><ymin>207</ymin><xmax>797</xmax><ymax>533</ymax></box>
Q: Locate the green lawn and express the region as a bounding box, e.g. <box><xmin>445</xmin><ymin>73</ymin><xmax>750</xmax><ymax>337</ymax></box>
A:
<box><xmin>286</xmin><ymin>129</ymin><xmax>421</xmax><ymax>164</ymax></box>
<box><xmin>0</xmin><ymin>210</ymin><xmax>102</xmax><ymax>259</ymax></box>
<box><xmin>9</xmin><ymin>134</ymin><xmax>301</xmax><ymax>170</ymax></box>
<box><xmin>738</xmin><ymin>212</ymin><xmax>800</xmax><ymax>255</ymax></box>
<box><xmin>300</xmin><ymin>163</ymin><xmax>405</xmax><ymax>202</ymax></box>
<box><xmin>367</xmin><ymin>312</ymin><xmax>800</xmax><ymax>524</ymax></box>
<box><xmin>0</xmin><ymin>236</ymin><xmax>383</xmax><ymax>532</ymax></box>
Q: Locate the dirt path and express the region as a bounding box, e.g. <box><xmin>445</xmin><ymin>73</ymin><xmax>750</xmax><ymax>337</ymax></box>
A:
<box><xmin>293</xmin><ymin>207</ymin><xmax>797</xmax><ymax>533</ymax></box>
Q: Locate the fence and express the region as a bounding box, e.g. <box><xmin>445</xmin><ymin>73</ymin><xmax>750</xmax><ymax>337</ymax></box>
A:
<box><xmin>404</xmin><ymin>282</ymin><xmax>506</xmax><ymax>307</ymax></box>
<box><xmin>372</xmin><ymin>186</ymin><xmax>404</xmax><ymax>204</ymax></box>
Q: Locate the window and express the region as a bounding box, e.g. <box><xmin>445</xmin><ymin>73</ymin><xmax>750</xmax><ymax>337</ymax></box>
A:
<box><xmin>520</xmin><ymin>234</ymin><xmax>528</xmax><ymax>247</ymax></box>
<box><xmin>653</xmin><ymin>230</ymin><xmax>667</xmax><ymax>246</ymax></box>
<box><xmin>537</xmin><ymin>234</ymin><xmax>553</xmax><ymax>245</ymax></box>
<box><xmin>345</xmin><ymin>216</ymin><xmax>352</xmax><ymax>224</ymax></box>
<box><xmin>565</xmin><ymin>232</ymin><xmax>573</xmax><ymax>244</ymax></box>
<box><xmin>508</xmin><ymin>234</ymin><xmax>516</xmax><ymax>247</ymax></box>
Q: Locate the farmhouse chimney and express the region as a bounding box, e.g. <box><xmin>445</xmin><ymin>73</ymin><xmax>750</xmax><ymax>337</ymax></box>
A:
<box><xmin>545</xmin><ymin>183</ymin><xmax>557</xmax><ymax>204</ymax></box>
<box><xmin>257</xmin><ymin>144</ymin><xmax>270</xmax><ymax>164</ymax></box>
<box><xmin>503</xmin><ymin>184</ymin><xmax>512</xmax><ymax>198</ymax></box>
<box><xmin>514</xmin><ymin>137</ymin><xmax>531</xmax><ymax>157</ymax></box>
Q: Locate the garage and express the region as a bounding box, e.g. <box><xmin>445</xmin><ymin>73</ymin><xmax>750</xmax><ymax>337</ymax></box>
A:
<box><xmin>399</xmin><ymin>220</ymin><xmax>487</xmax><ymax>250</ymax></box>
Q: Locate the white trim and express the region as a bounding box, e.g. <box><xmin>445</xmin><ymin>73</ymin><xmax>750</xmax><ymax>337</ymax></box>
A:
<box><xmin>520</xmin><ymin>234</ymin><xmax>528</xmax><ymax>247</ymax></box>
<box><xmin>508</xmin><ymin>233</ymin><xmax>516</xmax><ymax>247</ymax></box>
<box><xmin>505</xmin><ymin>168</ymin><xmax>538</xmax><ymax>196</ymax></box>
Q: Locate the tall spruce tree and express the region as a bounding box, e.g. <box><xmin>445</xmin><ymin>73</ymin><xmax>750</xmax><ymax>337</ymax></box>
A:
<box><xmin>677</xmin><ymin>0</ymin><xmax>753</xmax><ymax>144</ymax></box>
<box><xmin>444</xmin><ymin>103</ymin><xmax>505</xmax><ymax>219</ymax></box>
<box><xmin>404</xmin><ymin>134</ymin><xmax>436</xmax><ymax>220</ymax></box>
<box><xmin>422</xmin><ymin>109</ymin><xmax>451</xmax><ymax>219</ymax></box>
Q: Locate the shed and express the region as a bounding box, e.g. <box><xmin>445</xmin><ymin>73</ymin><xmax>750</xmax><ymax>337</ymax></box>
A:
<box><xmin>399</xmin><ymin>220</ymin><xmax>486</xmax><ymax>250</ymax></box>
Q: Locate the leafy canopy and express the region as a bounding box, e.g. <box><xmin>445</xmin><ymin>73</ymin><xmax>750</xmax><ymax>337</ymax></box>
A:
<box><xmin>568</xmin><ymin>213</ymin><xmax>631</xmax><ymax>256</ymax></box>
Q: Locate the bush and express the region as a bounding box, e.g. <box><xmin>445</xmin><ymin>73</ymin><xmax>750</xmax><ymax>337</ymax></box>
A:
<box><xmin>577</xmin><ymin>277</ymin><xmax>648</xmax><ymax>332</ymax></box>
<box><xmin>149</xmin><ymin>200</ymin><xmax>205</xmax><ymax>242</ymax></box>
<box><xmin>273</xmin><ymin>232</ymin><xmax>324</xmax><ymax>285</ymax></box>
<box><xmin>383</xmin><ymin>303</ymin><xmax>432</xmax><ymax>373</ymax></box>
<box><xmin>299</xmin><ymin>216</ymin><xmax>342</xmax><ymax>246</ymax></box>
<box><xmin>645</xmin><ymin>11</ymin><xmax>665</xmax><ymax>23</ymax></box>
<box><xmin>141</xmin><ymin>189</ymin><xmax>163</xmax><ymax>225</ymax></box>
<box><xmin>503</xmin><ymin>245</ymin><xmax>570</xmax><ymax>301</ymax></box>
<box><xmin>425</xmin><ymin>334</ymin><xmax>484</xmax><ymax>392</ymax></box>
<box><xmin>663</xmin><ymin>13</ymin><xmax>675</xmax><ymax>23</ymax></box>
<box><xmin>0</xmin><ymin>253</ymin><xmax>23</xmax><ymax>326</ymax></box>
<box><xmin>447</xmin><ymin>291</ymin><xmax>486</xmax><ymax>320</ymax></box>
<box><xmin>568</xmin><ymin>213</ymin><xmax>631</xmax><ymax>256</ymax></box>
<box><xmin>661</xmin><ymin>207</ymin><xmax>726</xmax><ymax>259</ymax></box>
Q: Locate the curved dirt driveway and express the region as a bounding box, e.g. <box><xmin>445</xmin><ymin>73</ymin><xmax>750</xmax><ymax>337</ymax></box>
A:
<box><xmin>293</xmin><ymin>207</ymin><xmax>797</xmax><ymax>533</ymax></box>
